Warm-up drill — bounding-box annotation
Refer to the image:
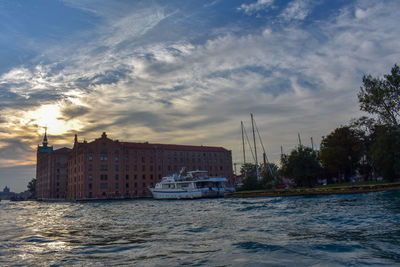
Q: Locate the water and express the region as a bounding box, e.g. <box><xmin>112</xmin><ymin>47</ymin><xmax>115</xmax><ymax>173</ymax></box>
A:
<box><xmin>1</xmin><ymin>191</ymin><xmax>400</xmax><ymax>266</ymax></box>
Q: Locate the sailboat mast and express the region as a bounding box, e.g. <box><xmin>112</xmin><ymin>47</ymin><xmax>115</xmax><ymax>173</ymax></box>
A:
<box><xmin>241</xmin><ymin>121</ymin><xmax>246</xmax><ymax>165</ymax></box>
<box><xmin>251</xmin><ymin>113</ymin><xmax>260</xmax><ymax>179</ymax></box>
<box><xmin>298</xmin><ymin>133</ymin><xmax>302</xmax><ymax>147</ymax></box>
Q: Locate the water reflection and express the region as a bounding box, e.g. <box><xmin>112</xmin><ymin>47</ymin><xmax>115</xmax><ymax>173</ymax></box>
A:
<box><xmin>1</xmin><ymin>191</ymin><xmax>400</xmax><ymax>266</ymax></box>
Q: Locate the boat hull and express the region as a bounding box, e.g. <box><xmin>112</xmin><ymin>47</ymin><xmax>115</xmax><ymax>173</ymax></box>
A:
<box><xmin>150</xmin><ymin>188</ymin><xmax>203</xmax><ymax>200</ymax></box>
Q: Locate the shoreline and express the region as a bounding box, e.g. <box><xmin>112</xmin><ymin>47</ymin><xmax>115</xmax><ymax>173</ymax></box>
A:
<box><xmin>225</xmin><ymin>182</ymin><xmax>400</xmax><ymax>198</ymax></box>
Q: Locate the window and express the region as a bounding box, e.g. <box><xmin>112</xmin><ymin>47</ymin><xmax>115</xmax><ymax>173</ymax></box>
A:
<box><xmin>142</xmin><ymin>165</ymin><xmax>145</xmax><ymax>171</ymax></box>
<box><xmin>100</xmin><ymin>183</ymin><xmax>108</xmax><ymax>189</ymax></box>
<box><xmin>115</xmin><ymin>156</ymin><xmax>119</xmax><ymax>162</ymax></box>
<box><xmin>150</xmin><ymin>174</ymin><xmax>153</xmax><ymax>180</ymax></box>
<box><xmin>100</xmin><ymin>156</ymin><xmax>108</xmax><ymax>161</ymax></box>
<box><xmin>134</xmin><ymin>165</ymin><xmax>137</xmax><ymax>171</ymax></box>
<box><xmin>126</xmin><ymin>165</ymin><xmax>129</xmax><ymax>171</ymax></box>
<box><xmin>100</xmin><ymin>174</ymin><xmax>108</xmax><ymax>181</ymax></box>
<box><xmin>126</xmin><ymin>174</ymin><xmax>129</xmax><ymax>180</ymax></box>
<box><xmin>134</xmin><ymin>182</ymin><xmax>137</xmax><ymax>188</ymax></box>
<box><xmin>134</xmin><ymin>174</ymin><xmax>137</xmax><ymax>180</ymax></box>
<box><xmin>115</xmin><ymin>174</ymin><xmax>119</xmax><ymax>180</ymax></box>
<box><xmin>89</xmin><ymin>165</ymin><xmax>93</xmax><ymax>171</ymax></box>
<box><xmin>142</xmin><ymin>174</ymin><xmax>146</xmax><ymax>180</ymax></box>
<box><xmin>134</xmin><ymin>157</ymin><xmax>137</xmax><ymax>162</ymax></box>
<box><xmin>126</xmin><ymin>183</ymin><xmax>129</xmax><ymax>188</ymax></box>
<box><xmin>89</xmin><ymin>175</ymin><xmax>93</xmax><ymax>180</ymax></box>
<box><xmin>89</xmin><ymin>183</ymin><xmax>92</xmax><ymax>189</ymax></box>
<box><xmin>100</xmin><ymin>165</ymin><xmax>108</xmax><ymax>171</ymax></box>
<box><xmin>141</xmin><ymin>157</ymin><xmax>145</xmax><ymax>163</ymax></box>
<box><xmin>115</xmin><ymin>183</ymin><xmax>119</xmax><ymax>189</ymax></box>
<box><xmin>150</xmin><ymin>165</ymin><xmax>153</xmax><ymax>171</ymax></box>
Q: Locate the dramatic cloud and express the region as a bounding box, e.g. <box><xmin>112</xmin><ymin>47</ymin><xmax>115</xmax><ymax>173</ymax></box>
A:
<box><xmin>1</xmin><ymin>0</ymin><xmax>400</xmax><ymax>191</ymax></box>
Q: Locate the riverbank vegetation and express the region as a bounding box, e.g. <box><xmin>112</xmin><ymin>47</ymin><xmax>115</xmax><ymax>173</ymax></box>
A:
<box><xmin>238</xmin><ymin>64</ymin><xmax>400</xmax><ymax>191</ymax></box>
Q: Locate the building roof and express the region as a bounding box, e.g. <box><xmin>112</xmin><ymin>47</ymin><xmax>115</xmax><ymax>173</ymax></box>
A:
<box><xmin>122</xmin><ymin>142</ymin><xmax>229</xmax><ymax>152</ymax></box>
<box><xmin>74</xmin><ymin>132</ymin><xmax>231</xmax><ymax>153</ymax></box>
<box><xmin>54</xmin><ymin>147</ymin><xmax>72</xmax><ymax>153</ymax></box>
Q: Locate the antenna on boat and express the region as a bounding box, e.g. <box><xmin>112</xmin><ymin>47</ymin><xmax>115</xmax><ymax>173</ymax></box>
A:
<box><xmin>311</xmin><ymin>137</ymin><xmax>314</xmax><ymax>150</ymax></box>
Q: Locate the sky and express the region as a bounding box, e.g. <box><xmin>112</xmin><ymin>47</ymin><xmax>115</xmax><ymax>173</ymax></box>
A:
<box><xmin>0</xmin><ymin>0</ymin><xmax>399</xmax><ymax>192</ymax></box>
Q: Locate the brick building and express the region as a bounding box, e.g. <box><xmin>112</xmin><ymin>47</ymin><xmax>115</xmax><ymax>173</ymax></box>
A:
<box><xmin>67</xmin><ymin>132</ymin><xmax>233</xmax><ymax>200</ymax></box>
<box><xmin>36</xmin><ymin>132</ymin><xmax>71</xmax><ymax>200</ymax></box>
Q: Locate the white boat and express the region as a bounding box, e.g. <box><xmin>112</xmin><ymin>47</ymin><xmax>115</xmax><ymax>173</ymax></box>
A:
<box><xmin>149</xmin><ymin>169</ymin><xmax>234</xmax><ymax>200</ymax></box>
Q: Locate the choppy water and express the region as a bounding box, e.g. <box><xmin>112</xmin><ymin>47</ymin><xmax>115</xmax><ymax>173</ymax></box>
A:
<box><xmin>1</xmin><ymin>191</ymin><xmax>400</xmax><ymax>266</ymax></box>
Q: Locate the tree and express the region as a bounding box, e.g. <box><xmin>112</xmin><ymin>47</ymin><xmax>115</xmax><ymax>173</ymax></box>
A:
<box><xmin>358</xmin><ymin>64</ymin><xmax>400</xmax><ymax>126</ymax></box>
<box><xmin>320</xmin><ymin>126</ymin><xmax>363</xmax><ymax>182</ymax></box>
<box><xmin>260</xmin><ymin>163</ymin><xmax>279</xmax><ymax>189</ymax></box>
<box><xmin>239</xmin><ymin>163</ymin><xmax>262</xmax><ymax>191</ymax></box>
<box><xmin>370</xmin><ymin>125</ymin><xmax>400</xmax><ymax>182</ymax></box>
<box><xmin>27</xmin><ymin>178</ymin><xmax>36</xmax><ymax>199</ymax></box>
<box><xmin>349</xmin><ymin>117</ymin><xmax>378</xmax><ymax>180</ymax></box>
<box><xmin>240</xmin><ymin>163</ymin><xmax>257</xmax><ymax>176</ymax></box>
<box><xmin>280</xmin><ymin>146</ymin><xmax>322</xmax><ymax>187</ymax></box>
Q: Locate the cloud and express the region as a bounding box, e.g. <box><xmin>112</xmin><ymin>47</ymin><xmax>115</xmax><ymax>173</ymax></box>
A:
<box><xmin>1</xmin><ymin>0</ymin><xmax>400</xmax><ymax>194</ymax></box>
<box><xmin>280</xmin><ymin>0</ymin><xmax>310</xmax><ymax>21</ymax></box>
<box><xmin>60</xmin><ymin>104</ymin><xmax>91</xmax><ymax>120</ymax></box>
<box><xmin>238</xmin><ymin>0</ymin><xmax>274</xmax><ymax>15</ymax></box>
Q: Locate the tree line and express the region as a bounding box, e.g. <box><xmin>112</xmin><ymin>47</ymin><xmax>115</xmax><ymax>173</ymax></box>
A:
<box><xmin>240</xmin><ymin>64</ymin><xmax>400</xmax><ymax>190</ymax></box>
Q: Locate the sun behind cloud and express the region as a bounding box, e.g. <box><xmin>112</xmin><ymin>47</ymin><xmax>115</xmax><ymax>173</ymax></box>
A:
<box><xmin>25</xmin><ymin>104</ymin><xmax>82</xmax><ymax>135</ymax></box>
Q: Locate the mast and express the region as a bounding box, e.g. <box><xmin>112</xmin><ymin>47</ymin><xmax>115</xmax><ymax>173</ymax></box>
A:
<box><xmin>298</xmin><ymin>133</ymin><xmax>302</xmax><ymax>147</ymax></box>
<box><xmin>251</xmin><ymin>114</ymin><xmax>260</xmax><ymax>180</ymax></box>
<box><xmin>311</xmin><ymin>137</ymin><xmax>314</xmax><ymax>150</ymax></box>
<box><xmin>241</xmin><ymin>121</ymin><xmax>246</xmax><ymax>165</ymax></box>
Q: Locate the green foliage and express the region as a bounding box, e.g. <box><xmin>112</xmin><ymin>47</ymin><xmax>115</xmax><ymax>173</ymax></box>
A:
<box><xmin>238</xmin><ymin>162</ymin><xmax>280</xmax><ymax>191</ymax></box>
<box><xmin>27</xmin><ymin>178</ymin><xmax>36</xmax><ymax>199</ymax></box>
<box><xmin>239</xmin><ymin>175</ymin><xmax>262</xmax><ymax>191</ymax></box>
<box><xmin>370</xmin><ymin>125</ymin><xmax>400</xmax><ymax>182</ymax></box>
<box><xmin>320</xmin><ymin>126</ymin><xmax>363</xmax><ymax>181</ymax></box>
<box><xmin>280</xmin><ymin>146</ymin><xmax>322</xmax><ymax>187</ymax></box>
<box><xmin>358</xmin><ymin>64</ymin><xmax>400</xmax><ymax>126</ymax></box>
<box><xmin>240</xmin><ymin>163</ymin><xmax>257</xmax><ymax>176</ymax></box>
<box><xmin>260</xmin><ymin>163</ymin><xmax>279</xmax><ymax>188</ymax></box>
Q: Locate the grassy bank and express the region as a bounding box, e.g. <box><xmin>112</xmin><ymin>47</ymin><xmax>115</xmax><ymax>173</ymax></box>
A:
<box><xmin>225</xmin><ymin>182</ymin><xmax>400</xmax><ymax>198</ymax></box>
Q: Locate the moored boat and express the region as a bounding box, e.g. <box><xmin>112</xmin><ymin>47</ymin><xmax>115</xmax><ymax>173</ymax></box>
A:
<box><xmin>149</xmin><ymin>169</ymin><xmax>234</xmax><ymax>200</ymax></box>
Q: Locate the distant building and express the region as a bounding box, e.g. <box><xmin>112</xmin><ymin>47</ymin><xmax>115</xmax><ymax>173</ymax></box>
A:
<box><xmin>0</xmin><ymin>186</ymin><xmax>13</xmax><ymax>200</ymax></box>
<box><xmin>67</xmin><ymin>132</ymin><xmax>233</xmax><ymax>200</ymax></box>
<box><xmin>36</xmin><ymin>131</ymin><xmax>71</xmax><ymax>200</ymax></box>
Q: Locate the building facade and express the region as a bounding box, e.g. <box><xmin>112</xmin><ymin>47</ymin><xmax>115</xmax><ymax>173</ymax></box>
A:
<box><xmin>67</xmin><ymin>132</ymin><xmax>233</xmax><ymax>200</ymax></box>
<box><xmin>36</xmin><ymin>133</ymin><xmax>71</xmax><ymax>200</ymax></box>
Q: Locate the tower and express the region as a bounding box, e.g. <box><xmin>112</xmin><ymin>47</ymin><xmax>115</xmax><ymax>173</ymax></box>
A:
<box><xmin>38</xmin><ymin>129</ymin><xmax>53</xmax><ymax>153</ymax></box>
